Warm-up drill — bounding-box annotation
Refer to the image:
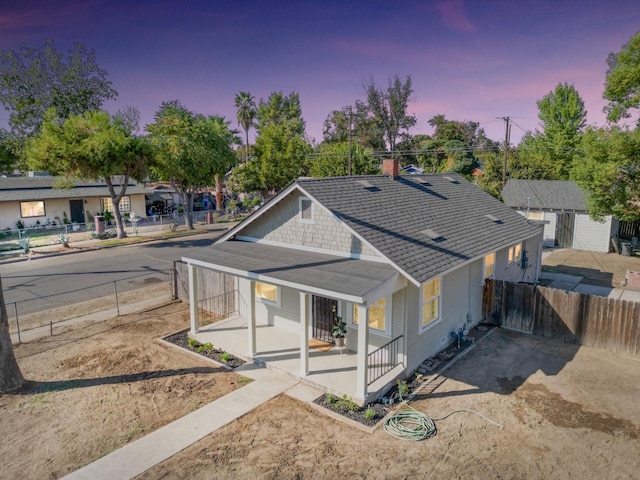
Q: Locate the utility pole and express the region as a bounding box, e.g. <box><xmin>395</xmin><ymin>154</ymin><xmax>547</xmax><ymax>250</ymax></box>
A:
<box><xmin>501</xmin><ymin>116</ymin><xmax>511</xmax><ymax>188</ymax></box>
<box><xmin>348</xmin><ymin>107</ymin><xmax>353</xmax><ymax>176</ymax></box>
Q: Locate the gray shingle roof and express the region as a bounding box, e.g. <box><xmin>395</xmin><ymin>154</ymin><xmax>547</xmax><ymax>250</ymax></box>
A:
<box><xmin>0</xmin><ymin>176</ymin><xmax>150</xmax><ymax>201</ymax></box>
<box><xmin>294</xmin><ymin>173</ymin><xmax>540</xmax><ymax>284</ymax></box>
<box><xmin>502</xmin><ymin>179</ymin><xmax>587</xmax><ymax>211</ymax></box>
<box><xmin>184</xmin><ymin>241</ymin><xmax>399</xmax><ymax>302</ymax></box>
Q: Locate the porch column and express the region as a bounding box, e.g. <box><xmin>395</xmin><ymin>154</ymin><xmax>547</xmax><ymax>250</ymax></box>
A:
<box><xmin>356</xmin><ymin>303</ymin><xmax>369</xmax><ymax>399</ymax></box>
<box><xmin>188</xmin><ymin>263</ymin><xmax>198</xmax><ymax>334</ymax></box>
<box><xmin>248</xmin><ymin>280</ymin><xmax>256</xmax><ymax>356</ymax></box>
<box><xmin>300</xmin><ymin>292</ymin><xmax>310</xmax><ymax>376</ymax></box>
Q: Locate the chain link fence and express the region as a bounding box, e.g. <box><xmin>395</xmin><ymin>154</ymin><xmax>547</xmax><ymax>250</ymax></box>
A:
<box><xmin>7</xmin><ymin>270</ymin><xmax>174</xmax><ymax>344</ymax></box>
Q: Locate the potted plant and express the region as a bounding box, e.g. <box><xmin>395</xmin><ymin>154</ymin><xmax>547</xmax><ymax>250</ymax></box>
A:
<box><xmin>331</xmin><ymin>307</ymin><xmax>347</xmax><ymax>348</ymax></box>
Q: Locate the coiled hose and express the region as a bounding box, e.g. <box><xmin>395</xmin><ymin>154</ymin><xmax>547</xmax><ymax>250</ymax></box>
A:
<box><xmin>383</xmin><ymin>402</ymin><xmax>504</xmax><ymax>441</ymax></box>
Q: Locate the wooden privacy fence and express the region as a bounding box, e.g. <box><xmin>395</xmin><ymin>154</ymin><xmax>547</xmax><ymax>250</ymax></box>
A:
<box><xmin>483</xmin><ymin>279</ymin><xmax>640</xmax><ymax>355</ymax></box>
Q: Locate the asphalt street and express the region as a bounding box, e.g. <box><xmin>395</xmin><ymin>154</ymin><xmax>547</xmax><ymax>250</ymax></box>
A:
<box><xmin>0</xmin><ymin>231</ymin><xmax>223</xmax><ymax>305</ymax></box>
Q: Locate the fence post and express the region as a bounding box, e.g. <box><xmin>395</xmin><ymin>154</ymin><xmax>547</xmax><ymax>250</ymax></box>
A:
<box><xmin>114</xmin><ymin>281</ymin><xmax>120</xmax><ymax>316</ymax></box>
<box><xmin>50</xmin><ymin>320</ymin><xmax>53</xmax><ymax>337</ymax></box>
<box><xmin>14</xmin><ymin>303</ymin><xmax>21</xmax><ymax>344</ymax></box>
<box><xmin>172</xmin><ymin>261</ymin><xmax>179</xmax><ymax>300</ymax></box>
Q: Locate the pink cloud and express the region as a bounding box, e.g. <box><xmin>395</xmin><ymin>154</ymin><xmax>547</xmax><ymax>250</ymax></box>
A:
<box><xmin>435</xmin><ymin>0</ymin><xmax>477</xmax><ymax>34</ymax></box>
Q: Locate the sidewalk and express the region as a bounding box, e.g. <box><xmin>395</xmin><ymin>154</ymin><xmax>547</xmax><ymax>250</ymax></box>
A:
<box><xmin>62</xmin><ymin>364</ymin><xmax>320</xmax><ymax>480</ymax></box>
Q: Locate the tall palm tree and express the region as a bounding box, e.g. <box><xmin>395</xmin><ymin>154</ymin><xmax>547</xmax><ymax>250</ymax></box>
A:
<box><xmin>234</xmin><ymin>91</ymin><xmax>256</xmax><ymax>163</ymax></box>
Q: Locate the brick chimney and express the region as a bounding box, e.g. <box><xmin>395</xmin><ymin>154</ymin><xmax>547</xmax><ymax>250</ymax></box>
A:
<box><xmin>382</xmin><ymin>158</ymin><xmax>399</xmax><ymax>179</ymax></box>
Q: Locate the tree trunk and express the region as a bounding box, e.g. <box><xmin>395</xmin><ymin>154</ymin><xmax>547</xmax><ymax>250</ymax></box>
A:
<box><xmin>244</xmin><ymin>128</ymin><xmax>250</xmax><ymax>163</ymax></box>
<box><xmin>0</xmin><ymin>275</ymin><xmax>24</xmax><ymax>393</ymax></box>
<box><xmin>215</xmin><ymin>175</ymin><xmax>223</xmax><ymax>213</ymax></box>
<box><xmin>183</xmin><ymin>192</ymin><xmax>194</xmax><ymax>230</ymax></box>
<box><xmin>105</xmin><ymin>176</ymin><xmax>128</xmax><ymax>239</ymax></box>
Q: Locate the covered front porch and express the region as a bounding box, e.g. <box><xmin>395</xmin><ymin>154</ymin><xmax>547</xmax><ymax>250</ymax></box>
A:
<box><xmin>183</xmin><ymin>240</ymin><xmax>410</xmax><ymax>405</ymax></box>
<box><xmin>190</xmin><ymin>314</ymin><xmax>406</xmax><ymax>404</ymax></box>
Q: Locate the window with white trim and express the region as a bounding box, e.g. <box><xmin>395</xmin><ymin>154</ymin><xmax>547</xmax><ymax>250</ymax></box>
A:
<box><xmin>298</xmin><ymin>197</ymin><xmax>313</xmax><ymax>223</ymax></box>
<box><xmin>508</xmin><ymin>243</ymin><xmax>522</xmax><ymax>265</ymax></box>
<box><xmin>101</xmin><ymin>196</ymin><xmax>131</xmax><ymax>213</ymax></box>
<box><xmin>484</xmin><ymin>252</ymin><xmax>496</xmax><ymax>280</ymax></box>
<box><xmin>255</xmin><ymin>281</ymin><xmax>280</xmax><ymax>305</ymax></box>
<box><xmin>421</xmin><ymin>277</ymin><xmax>440</xmax><ymax>331</ymax></box>
<box><xmin>20</xmin><ymin>201</ymin><xmax>45</xmax><ymax>218</ymax></box>
<box><xmin>352</xmin><ymin>297</ymin><xmax>390</xmax><ymax>334</ymax></box>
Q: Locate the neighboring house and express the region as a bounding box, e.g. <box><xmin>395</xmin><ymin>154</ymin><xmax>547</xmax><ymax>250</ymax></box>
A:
<box><xmin>399</xmin><ymin>164</ymin><xmax>423</xmax><ymax>175</ymax></box>
<box><xmin>0</xmin><ymin>176</ymin><xmax>150</xmax><ymax>230</ymax></box>
<box><xmin>183</xmin><ymin>160</ymin><xmax>543</xmax><ymax>405</ymax></box>
<box><xmin>502</xmin><ymin>179</ymin><xmax>619</xmax><ymax>252</ymax></box>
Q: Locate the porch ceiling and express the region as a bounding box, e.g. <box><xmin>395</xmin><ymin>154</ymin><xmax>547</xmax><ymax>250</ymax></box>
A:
<box><xmin>182</xmin><ymin>240</ymin><xmax>403</xmax><ymax>303</ymax></box>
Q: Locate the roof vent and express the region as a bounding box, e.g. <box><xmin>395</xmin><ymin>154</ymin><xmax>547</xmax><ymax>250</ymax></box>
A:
<box><xmin>443</xmin><ymin>176</ymin><xmax>459</xmax><ymax>184</ymax></box>
<box><xmin>417</xmin><ymin>178</ymin><xmax>431</xmax><ymax>185</ymax></box>
<box><xmin>485</xmin><ymin>214</ymin><xmax>503</xmax><ymax>224</ymax></box>
<box><xmin>420</xmin><ymin>228</ymin><xmax>445</xmax><ymax>242</ymax></box>
<box><xmin>356</xmin><ymin>179</ymin><xmax>380</xmax><ymax>192</ymax></box>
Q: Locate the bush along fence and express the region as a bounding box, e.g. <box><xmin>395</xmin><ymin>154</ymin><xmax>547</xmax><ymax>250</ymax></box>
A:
<box><xmin>482</xmin><ymin>279</ymin><xmax>640</xmax><ymax>355</ymax></box>
<box><xmin>8</xmin><ymin>270</ymin><xmax>173</xmax><ymax>344</ymax></box>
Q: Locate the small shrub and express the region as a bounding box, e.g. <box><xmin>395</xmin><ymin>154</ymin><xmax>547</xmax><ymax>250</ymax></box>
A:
<box><xmin>397</xmin><ymin>380</ymin><xmax>409</xmax><ymax>398</ymax></box>
<box><xmin>364</xmin><ymin>406</ymin><xmax>376</xmax><ymax>420</ymax></box>
<box><xmin>17</xmin><ymin>235</ymin><xmax>30</xmax><ymax>253</ymax></box>
<box><xmin>326</xmin><ymin>393</ymin><xmax>336</xmax><ymax>405</ymax></box>
<box><xmin>57</xmin><ymin>231</ymin><xmax>70</xmax><ymax>248</ymax></box>
<box><xmin>187</xmin><ymin>338</ymin><xmax>199</xmax><ymax>348</ymax></box>
<box><xmin>16</xmin><ymin>219</ymin><xmax>24</xmax><ymax>230</ymax></box>
<box><xmin>202</xmin><ymin>342</ymin><xmax>214</xmax><ymax>353</ymax></box>
<box><xmin>220</xmin><ymin>352</ymin><xmax>231</xmax><ymax>362</ymax></box>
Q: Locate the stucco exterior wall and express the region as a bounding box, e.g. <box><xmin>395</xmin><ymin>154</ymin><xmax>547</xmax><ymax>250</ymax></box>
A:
<box><xmin>0</xmin><ymin>194</ymin><xmax>147</xmax><ymax>231</ymax></box>
<box><xmin>239</xmin><ymin>191</ymin><xmax>380</xmax><ymax>258</ymax></box>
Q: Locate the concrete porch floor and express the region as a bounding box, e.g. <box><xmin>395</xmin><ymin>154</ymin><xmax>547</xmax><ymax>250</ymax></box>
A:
<box><xmin>191</xmin><ymin>316</ymin><xmax>404</xmax><ymax>404</ymax></box>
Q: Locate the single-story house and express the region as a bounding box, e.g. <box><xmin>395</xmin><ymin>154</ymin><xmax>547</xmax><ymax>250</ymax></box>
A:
<box><xmin>0</xmin><ymin>175</ymin><xmax>150</xmax><ymax>231</ymax></box>
<box><xmin>502</xmin><ymin>179</ymin><xmax>619</xmax><ymax>252</ymax></box>
<box><xmin>183</xmin><ymin>160</ymin><xmax>543</xmax><ymax>404</ymax></box>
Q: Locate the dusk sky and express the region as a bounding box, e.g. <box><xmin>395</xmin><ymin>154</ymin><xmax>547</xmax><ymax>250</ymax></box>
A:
<box><xmin>2</xmin><ymin>0</ymin><xmax>640</xmax><ymax>145</ymax></box>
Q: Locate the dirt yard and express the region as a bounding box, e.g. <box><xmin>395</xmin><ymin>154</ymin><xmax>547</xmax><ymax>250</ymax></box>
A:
<box><xmin>542</xmin><ymin>248</ymin><xmax>640</xmax><ymax>287</ymax></box>
<box><xmin>0</xmin><ymin>302</ymin><xmax>246</xmax><ymax>480</ymax></box>
<box><xmin>138</xmin><ymin>329</ymin><xmax>640</xmax><ymax>480</ymax></box>
<box><xmin>2</xmin><ymin>303</ymin><xmax>639</xmax><ymax>480</ymax></box>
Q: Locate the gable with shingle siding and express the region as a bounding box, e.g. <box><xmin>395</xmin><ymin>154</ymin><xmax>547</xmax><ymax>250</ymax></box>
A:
<box><xmin>237</xmin><ymin>190</ymin><xmax>380</xmax><ymax>258</ymax></box>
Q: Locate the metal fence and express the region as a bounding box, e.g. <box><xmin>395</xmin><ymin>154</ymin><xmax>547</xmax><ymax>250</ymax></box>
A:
<box><xmin>367</xmin><ymin>335</ymin><xmax>404</xmax><ymax>385</ymax></box>
<box><xmin>7</xmin><ymin>270</ymin><xmax>173</xmax><ymax>344</ymax></box>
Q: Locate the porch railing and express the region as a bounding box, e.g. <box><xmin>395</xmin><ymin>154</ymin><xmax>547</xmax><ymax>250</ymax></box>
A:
<box><xmin>197</xmin><ymin>290</ymin><xmax>245</xmax><ymax>327</ymax></box>
<box><xmin>367</xmin><ymin>335</ymin><xmax>404</xmax><ymax>385</ymax></box>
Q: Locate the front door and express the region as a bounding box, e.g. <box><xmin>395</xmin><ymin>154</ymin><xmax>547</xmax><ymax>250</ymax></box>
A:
<box><xmin>312</xmin><ymin>296</ymin><xmax>337</xmax><ymax>343</ymax></box>
<box><xmin>69</xmin><ymin>199</ymin><xmax>85</xmax><ymax>224</ymax></box>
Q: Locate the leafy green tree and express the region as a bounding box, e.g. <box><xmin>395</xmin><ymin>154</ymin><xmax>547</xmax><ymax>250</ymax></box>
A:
<box><xmin>253</xmin><ymin>122</ymin><xmax>310</xmax><ymax>195</ymax></box>
<box><xmin>322</xmin><ymin>101</ymin><xmax>385</xmax><ymax>151</ymax></box>
<box><xmin>234</xmin><ymin>91</ymin><xmax>256</xmax><ymax>163</ymax></box>
<box><xmin>0</xmin><ymin>130</ymin><xmax>17</xmax><ymax>174</ymax></box>
<box><xmin>571</xmin><ymin>126</ymin><xmax>640</xmax><ymax>221</ymax></box>
<box><xmin>26</xmin><ymin>109</ymin><xmax>149</xmax><ymax>238</ymax></box>
<box><xmin>146</xmin><ymin>101</ymin><xmax>237</xmax><ymax>229</ymax></box>
<box><xmin>308</xmin><ymin>142</ymin><xmax>377</xmax><ymax>177</ymax></box>
<box><xmin>0</xmin><ymin>274</ymin><xmax>24</xmax><ymax>393</ymax></box>
<box><xmin>604</xmin><ymin>31</ymin><xmax>640</xmax><ymax>124</ymax></box>
<box><xmin>256</xmin><ymin>91</ymin><xmax>305</xmax><ymax>135</ymax></box>
<box><xmin>0</xmin><ymin>39</ymin><xmax>117</xmax><ymax>165</ymax></box>
<box><xmin>364</xmin><ymin>75</ymin><xmax>417</xmax><ymax>152</ymax></box>
<box><xmin>515</xmin><ymin>83</ymin><xmax>586</xmax><ymax>180</ymax></box>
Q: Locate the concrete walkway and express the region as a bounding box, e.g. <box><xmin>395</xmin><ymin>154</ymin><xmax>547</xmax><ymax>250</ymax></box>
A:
<box><xmin>63</xmin><ymin>364</ymin><xmax>316</xmax><ymax>480</ymax></box>
<box><xmin>539</xmin><ymin>271</ymin><xmax>640</xmax><ymax>303</ymax></box>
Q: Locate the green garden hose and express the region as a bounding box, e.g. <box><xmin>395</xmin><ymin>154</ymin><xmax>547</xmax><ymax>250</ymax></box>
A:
<box><xmin>383</xmin><ymin>402</ymin><xmax>504</xmax><ymax>441</ymax></box>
